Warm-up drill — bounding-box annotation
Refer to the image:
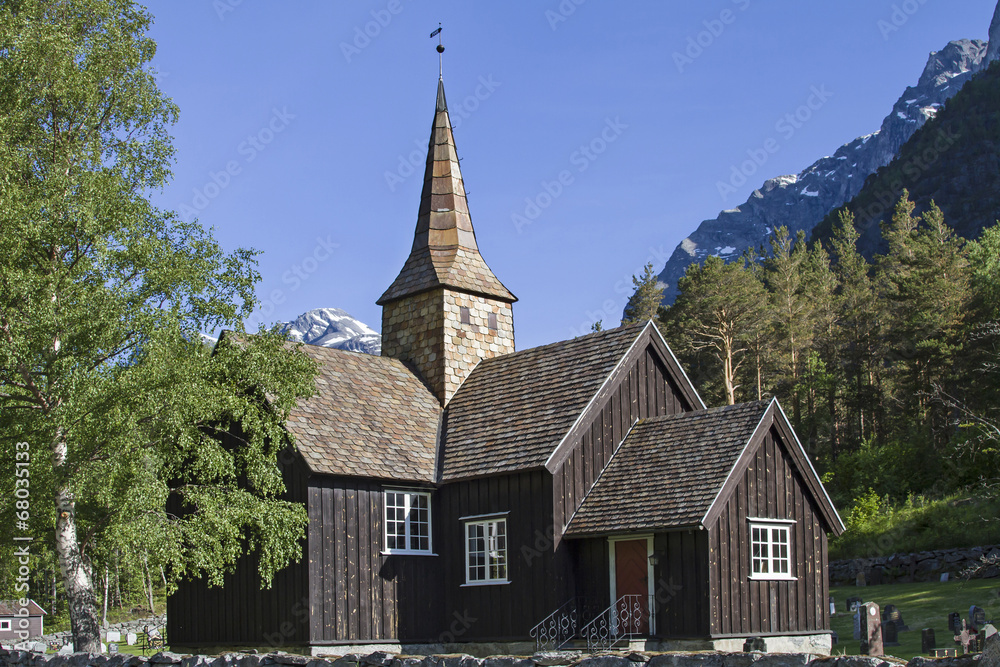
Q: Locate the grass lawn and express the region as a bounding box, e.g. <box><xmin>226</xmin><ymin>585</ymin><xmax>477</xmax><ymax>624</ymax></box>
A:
<box><xmin>830</xmin><ymin>579</ymin><xmax>1000</xmax><ymax>660</ymax></box>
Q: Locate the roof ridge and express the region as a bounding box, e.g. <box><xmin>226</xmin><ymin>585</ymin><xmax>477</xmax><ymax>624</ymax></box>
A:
<box><xmin>471</xmin><ymin>322</ymin><xmax>644</xmax><ymax>368</ymax></box>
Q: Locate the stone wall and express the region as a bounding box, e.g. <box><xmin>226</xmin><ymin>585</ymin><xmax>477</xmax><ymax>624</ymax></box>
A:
<box><xmin>829</xmin><ymin>544</ymin><xmax>1000</xmax><ymax>586</ymax></box>
<box><xmin>0</xmin><ymin>648</ymin><xmax>987</xmax><ymax>667</ymax></box>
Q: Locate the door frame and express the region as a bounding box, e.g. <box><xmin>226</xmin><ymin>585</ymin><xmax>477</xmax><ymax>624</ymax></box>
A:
<box><xmin>607</xmin><ymin>534</ymin><xmax>655</xmax><ymax>635</ymax></box>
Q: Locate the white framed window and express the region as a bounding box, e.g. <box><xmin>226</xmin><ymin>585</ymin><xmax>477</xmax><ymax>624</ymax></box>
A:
<box><xmin>464</xmin><ymin>517</ymin><xmax>508</xmax><ymax>585</ymax></box>
<box><xmin>384</xmin><ymin>489</ymin><xmax>432</xmax><ymax>554</ymax></box>
<box><xmin>749</xmin><ymin>519</ymin><xmax>795</xmax><ymax>580</ymax></box>
<box><xmin>0</xmin><ymin>619</ymin><xmax>10</xmax><ymax>631</ymax></box>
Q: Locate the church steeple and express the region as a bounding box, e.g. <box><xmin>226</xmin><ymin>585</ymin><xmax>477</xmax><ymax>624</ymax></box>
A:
<box><xmin>378</xmin><ymin>79</ymin><xmax>515</xmax><ymax>306</ymax></box>
<box><xmin>379</xmin><ymin>77</ymin><xmax>516</xmax><ymax>405</ymax></box>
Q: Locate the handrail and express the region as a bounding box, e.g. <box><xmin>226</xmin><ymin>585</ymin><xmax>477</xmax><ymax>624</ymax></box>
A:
<box><xmin>529</xmin><ymin>597</ymin><xmax>580</xmax><ymax>651</ymax></box>
<box><xmin>578</xmin><ymin>594</ymin><xmax>647</xmax><ymax>651</ymax></box>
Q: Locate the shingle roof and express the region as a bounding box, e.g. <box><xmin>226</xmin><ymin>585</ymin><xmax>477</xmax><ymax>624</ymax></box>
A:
<box><xmin>0</xmin><ymin>600</ymin><xmax>45</xmax><ymax>616</ymax></box>
<box><xmin>286</xmin><ymin>345</ymin><xmax>442</xmax><ymax>482</ymax></box>
<box><xmin>378</xmin><ymin>79</ymin><xmax>515</xmax><ymax>306</ymax></box>
<box><xmin>440</xmin><ymin>324</ymin><xmax>644</xmax><ymax>480</ymax></box>
<box><xmin>564</xmin><ymin>400</ymin><xmax>770</xmax><ymax>536</ymax></box>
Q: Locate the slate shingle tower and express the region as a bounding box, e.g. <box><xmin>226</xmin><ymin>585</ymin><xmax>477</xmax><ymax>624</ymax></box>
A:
<box><xmin>378</xmin><ymin>78</ymin><xmax>516</xmax><ymax>405</ymax></box>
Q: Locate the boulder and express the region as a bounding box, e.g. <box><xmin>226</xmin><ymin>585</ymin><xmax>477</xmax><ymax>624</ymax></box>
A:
<box><xmin>531</xmin><ymin>653</ymin><xmax>580</xmax><ymax>667</ymax></box>
<box><xmin>149</xmin><ymin>653</ymin><xmax>185</xmax><ymax>665</ymax></box>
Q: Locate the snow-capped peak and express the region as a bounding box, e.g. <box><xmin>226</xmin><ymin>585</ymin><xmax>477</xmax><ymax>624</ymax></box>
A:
<box><xmin>279</xmin><ymin>308</ymin><xmax>381</xmax><ymax>355</ymax></box>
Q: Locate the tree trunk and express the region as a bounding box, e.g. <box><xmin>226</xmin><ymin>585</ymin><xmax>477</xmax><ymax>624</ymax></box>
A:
<box><xmin>101</xmin><ymin>565</ymin><xmax>109</xmax><ymax>629</ymax></box>
<box><xmin>54</xmin><ymin>484</ymin><xmax>101</xmax><ymax>652</ymax></box>
<box><xmin>143</xmin><ymin>554</ymin><xmax>155</xmax><ymax>615</ymax></box>
<box><xmin>114</xmin><ymin>553</ymin><xmax>123</xmax><ymax>609</ymax></box>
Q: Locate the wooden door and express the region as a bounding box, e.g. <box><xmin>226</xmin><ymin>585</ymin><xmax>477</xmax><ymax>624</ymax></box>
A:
<box><xmin>614</xmin><ymin>539</ymin><xmax>650</xmax><ymax>635</ymax></box>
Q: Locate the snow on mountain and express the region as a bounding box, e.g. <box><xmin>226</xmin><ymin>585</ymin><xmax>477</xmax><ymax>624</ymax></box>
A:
<box><xmin>278</xmin><ymin>308</ymin><xmax>381</xmax><ymax>355</ymax></box>
<box><xmin>654</xmin><ymin>24</ymin><xmax>997</xmax><ymax>305</ymax></box>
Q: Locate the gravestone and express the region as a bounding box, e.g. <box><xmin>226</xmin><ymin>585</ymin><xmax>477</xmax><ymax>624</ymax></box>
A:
<box><xmin>106</xmin><ymin>631</ymin><xmax>121</xmax><ymax>643</ymax></box>
<box><xmin>860</xmin><ymin>602</ymin><xmax>883</xmax><ymax>657</ymax></box>
<box><xmin>848</xmin><ymin>597</ymin><xmax>862</xmax><ymax>612</ymax></box>
<box><xmin>955</xmin><ymin>619</ymin><xmax>973</xmax><ymax>654</ymax></box>
<box><xmin>108</xmin><ymin>643</ymin><xmax>118</xmax><ymax>655</ymax></box>
<box><xmin>883</xmin><ymin>621</ymin><xmax>900</xmax><ymax>646</ymax></box>
<box><xmin>126</xmin><ymin>632</ymin><xmax>137</xmax><ymax>645</ymax></box>
<box><xmin>972</xmin><ymin>606</ymin><xmax>987</xmax><ymax>631</ymax></box>
<box><xmin>742</xmin><ymin>637</ymin><xmax>766</xmax><ymax>652</ymax></box>
<box><xmin>884</xmin><ymin>604</ymin><xmax>909</xmax><ymax>632</ymax></box>
<box><xmin>983</xmin><ymin>624</ymin><xmax>998</xmax><ymax>641</ymax></box>
<box><xmin>854</xmin><ymin>609</ymin><xmax>862</xmax><ymax>641</ymax></box>
<box><xmin>831</xmin><ymin>630</ymin><xmax>840</xmax><ymax>646</ymax></box>
<box><xmin>941</xmin><ymin>572</ymin><xmax>950</xmax><ymax>582</ymax></box>
<box><xmin>922</xmin><ymin>628</ymin><xmax>936</xmax><ymax>653</ymax></box>
<box><xmin>950</xmin><ymin>612</ymin><xmax>962</xmax><ymax>634</ymax></box>
<box><xmin>57</xmin><ymin>644</ymin><xmax>73</xmax><ymax>655</ymax></box>
<box><xmin>856</xmin><ymin>571</ymin><xmax>867</xmax><ymax>587</ymax></box>
<box><xmin>868</xmin><ymin>568</ymin><xmax>883</xmax><ymax>586</ymax></box>
<box><xmin>931</xmin><ymin>649</ymin><xmax>957</xmax><ymax>658</ymax></box>
<box><xmin>31</xmin><ymin>642</ymin><xmax>46</xmax><ymax>653</ymax></box>
<box><xmin>830</xmin><ymin>596</ymin><xmax>836</xmax><ymax>615</ymax></box>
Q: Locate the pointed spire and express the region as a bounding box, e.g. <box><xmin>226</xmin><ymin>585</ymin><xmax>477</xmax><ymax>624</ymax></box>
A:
<box><xmin>378</xmin><ymin>78</ymin><xmax>516</xmax><ymax>306</ymax></box>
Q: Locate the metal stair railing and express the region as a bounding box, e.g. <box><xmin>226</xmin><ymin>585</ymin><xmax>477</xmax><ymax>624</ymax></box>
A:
<box><xmin>578</xmin><ymin>594</ymin><xmax>647</xmax><ymax>651</ymax></box>
<box><xmin>529</xmin><ymin>597</ymin><xmax>581</xmax><ymax>651</ymax></box>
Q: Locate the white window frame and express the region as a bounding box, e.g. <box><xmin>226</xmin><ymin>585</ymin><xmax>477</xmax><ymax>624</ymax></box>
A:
<box><xmin>383</xmin><ymin>489</ymin><xmax>433</xmax><ymax>555</ymax></box>
<box><xmin>463</xmin><ymin>516</ymin><xmax>509</xmax><ymax>586</ymax></box>
<box><xmin>0</xmin><ymin>619</ymin><xmax>10</xmax><ymax>631</ymax></box>
<box><xmin>748</xmin><ymin>518</ymin><xmax>796</xmax><ymax>580</ymax></box>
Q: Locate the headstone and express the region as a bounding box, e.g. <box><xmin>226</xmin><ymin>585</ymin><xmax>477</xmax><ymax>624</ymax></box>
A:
<box><xmin>860</xmin><ymin>602</ymin><xmax>883</xmax><ymax>657</ymax></box>
<box><xmin>922</xmin><ymin>628</ymin><xmax>937</xmax><ymax>653</ymax></box>
<box><xmin>742</xmin><ymin>637</ymin><xmax>766</xmax><ymax>652</ymax></box>
<box><xmin>31</xmin><ymin>642</ymin><xmax>46</xmax><ymax>653</ymax></box>
<box><xmin>126</xmin><ymin>632</ymin><xmax>137</xmax><ymax>646</ymax></box>
<box><xmin>931</xmin><ymin>649</ymin><xmax>957</xmax><ymax>658</ymax></box>
<box><xmin>955</xmin><ymin>619</ymin><xmax>973</xmax><ymax>654</ymax></box>
<box><xmin>831</xmin><ymin>630</ymin><xmax>840</xmax><ymax>646</ymax></box>
<box><xmin>847</xmin><ymin>596</ymin><xmax>862</xmax><ymax>612</ymax></box>
<box><xmin>869</xmin><ymin>568</ymin><xmax>883</xmax><ymax>586</ymax></box>
<box><xmin>941</xmin><ymin>572</ymin><xmax>950</xmax><ymax>582</ymax></box>
<box><xmin>854</xmin><ymin>609</ymin><xmax>862</xmax><ymax>640</ymax></box>
<box><xmin>971</xmin><ymin>606</ymin><xmax>987</xmax><ymax>631</ymax></box>
<box><xmin>856</xmin><ymin>571</ymin><xmax>867</xmax><ymax>587</ymax></box>
<box><xmin>106</xmin><ymin>631</ymin><xmax>121</xmax><ymax>643</ymax></box>
<box><xmin>830</xmin><ymin>596</ymin><xmax>836</xmax><ymax>615</ymax></box>
<box><xmin>950</xmin><ymin>612</ymin><xmax>962</xmax><ymax>633</ymax></box>
<box><xmin>108</xmin><ymin>643</ymin><xmax>118</xmax><ymax>655</ymax></box>
<box><xmin>58</xmin><ymin>644</ymin><xmax>73</xmax><ymax>655</ymax></box>
<box><xmin>983</xmin><ymin>624</ymin><xmax>998</xmax><ymax>640</ymax></box>
<box><xmin>883</xmin><ymin>603</ymin><xmax>909</xmax><ymax>632</ymax></box>
<box><xmin>100</xmin><ymin>642</ymin><xmax>107</xmax><ymax>653</ymax></box>
<box><xmin>884</xmin><ymin>621</ymin><xmax>900</xmax><ymax>646</ymax></box>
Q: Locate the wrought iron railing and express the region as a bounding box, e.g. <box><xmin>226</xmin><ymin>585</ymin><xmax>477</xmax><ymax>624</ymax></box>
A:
<box><xmin>578</xmin><ymin>594</ymin><xmax>650</xmax><ymax>651</ymax></box>
<box><xmin>529</xmin><ymin>597</ymin><xmax>580</xmax><ymax>651</ymax></box>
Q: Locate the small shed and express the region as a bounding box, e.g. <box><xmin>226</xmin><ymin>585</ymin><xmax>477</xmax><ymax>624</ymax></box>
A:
<box><xmin>0</xmin><ymin>600</ymin><xmax>46</xmax><ymax>642</ymax></box>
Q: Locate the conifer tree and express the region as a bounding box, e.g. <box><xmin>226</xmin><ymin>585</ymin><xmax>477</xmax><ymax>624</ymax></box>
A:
<box><xmin>621</xmin><ymin>262</ymin><xmax>665</xmax><ymax>326</ymax></box>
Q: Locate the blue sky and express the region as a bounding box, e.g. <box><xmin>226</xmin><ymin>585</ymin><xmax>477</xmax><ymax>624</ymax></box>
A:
<box><xmin>145</xmin><ymin>1</ymin><xmax>997</xmax><ymax>351</ymax></box>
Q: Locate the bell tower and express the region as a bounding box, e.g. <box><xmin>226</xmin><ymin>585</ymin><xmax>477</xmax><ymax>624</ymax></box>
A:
<box><xmin>378</xmin><ymin>78</ymin><xmax>516</xmax><ymax>405</ymax></box>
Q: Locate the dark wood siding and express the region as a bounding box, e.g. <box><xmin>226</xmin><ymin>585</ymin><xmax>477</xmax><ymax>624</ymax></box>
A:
<box><xmin>553</xmin><ymin>342</ymin><xmax>693</xmax><ymax>535</ymax></box>
<box><xmin>168</xmin><ymin>450</ymin><xmax>311</xmax><ymax>648</ymax></box>
<box><xmin>653</xmin><ymin>530</ymin><xmax>711</xmax><ymax>638</ymax></box>
<box><xmin>307</xmin><ymin>477</ymin><xmax>444</xmax><ymax>643</ymax></box>
<box><xmin>437</xmin><ymin>470</ymin><xmax>565</xmax><ymax>642</ymax></box>
<box><xmin>706</xmin><ymin>426</ymin><xmax>830</xmax><ymax>637</ymax></box>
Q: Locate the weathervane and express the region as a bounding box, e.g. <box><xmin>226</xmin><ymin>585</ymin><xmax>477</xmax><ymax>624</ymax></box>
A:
<box><xmin>430</xmin><ymin>23</ymin><xmax>444</xmax><ymax>78</ymax></box>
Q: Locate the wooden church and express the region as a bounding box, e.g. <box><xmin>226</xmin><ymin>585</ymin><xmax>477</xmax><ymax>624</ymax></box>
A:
<box><xmin>168</xmin><ymin>75</ymin><xmax>844</xmax><ymax>657</ymax></box>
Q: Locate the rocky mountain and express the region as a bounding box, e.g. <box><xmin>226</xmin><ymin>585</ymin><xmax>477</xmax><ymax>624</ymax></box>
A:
<box><xmin>278</xmin><ymin>308</ymin><xmax>381</xmax><ymax>355</ymax></box>
<box><xmin>812</xmin><ymin>59</ymin><xmax>1000</xmax><ymax>256</ymax></box>
<box><xmin>655</xmin><ymin>8</ymin><xmax>1000</xmax><ymax>304</ymax></box>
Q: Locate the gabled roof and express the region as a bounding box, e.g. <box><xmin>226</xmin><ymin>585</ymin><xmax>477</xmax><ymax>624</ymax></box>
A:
<box><xmin>378</xmin><ymin>79</ymin><xmax>515</xmax><ymax>305</ymax></box>
<box><xmin>564</xmin><ymin>401</ymin><xmax>769</xmax><ymax>536</ymax></box>
<box><xmin>565</xmin><ymin>398</ymin><xmax>845</xmax><ymax>537</ymax></box>
<box><xmin>439</xmin><ymin>324</ymin><xmax>644</xmax><ymax>481</ymax></box>
<box><xmin>0</xmin><ymin>600</ymin><xmax>45</xmax><ymax>616</ymax></box>
<box><xmin>285</xmin><ymin>345</ymin><xmax>441</xmax><ymax>483</ymax></box>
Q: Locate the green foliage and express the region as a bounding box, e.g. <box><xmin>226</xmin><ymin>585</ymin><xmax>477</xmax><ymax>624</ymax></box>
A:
<box><xmin>831</xmin><ymin>492</ymin><xmax>1000</xmax><ymax>560</ymax></box>
<box><xmin>0</xmin><ymin>0</ymin><xmax>317</xmax><ymax>647</ymax></box>
<box><xmin>621</xmin><ymin>262</ymin><xmax>665</xmax><ymax>326</ymax></box>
